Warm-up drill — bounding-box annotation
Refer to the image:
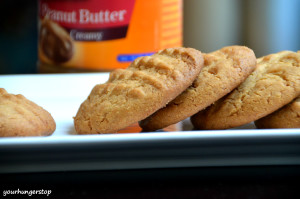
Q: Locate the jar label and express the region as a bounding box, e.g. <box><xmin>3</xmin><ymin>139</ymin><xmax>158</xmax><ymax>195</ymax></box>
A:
<box><xmin>39</xmin><ymin>0</ymin><xmax>135</xmax><ymax>41</ymax></box>
<box><xmin>38</xmin><ymin>0</ymin><xmax>182</xmax><ymax>71</ymax></box>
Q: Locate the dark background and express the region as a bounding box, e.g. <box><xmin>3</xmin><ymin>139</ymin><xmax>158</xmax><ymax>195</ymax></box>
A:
<box><xmin>0</xmin><ymin>1</ymin><xmax>38</xmax><ymax>74</ymax></box>
<box><xmin>2</xmin><ymin>166</ymin><xmax>300</xmax><ymax>198</ymax></box>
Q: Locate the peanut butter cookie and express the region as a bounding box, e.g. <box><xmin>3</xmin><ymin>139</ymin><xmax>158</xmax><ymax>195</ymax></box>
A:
<box><xmin>0</xmin><ymin>88</ymin><xmax>56</xmax><ymax>137</ymax></box>
<box><xmin>74</xmin><ymin>47</ymin><xmax>204</xmax><ymax>134</ymax></box>
<box><xmin>191</xmin><ymin>51</ymin><xmax>300</xmax><ymax>130</ymax></box>
<box><xmin>139</xmin><ymin>46</ymin><xmax>256</xmax><ymax>131</ymax></box>
<box><xmin>255</xmin><ymin>96</ymin><xmax>300</xmax><ymax>128</ymax></box>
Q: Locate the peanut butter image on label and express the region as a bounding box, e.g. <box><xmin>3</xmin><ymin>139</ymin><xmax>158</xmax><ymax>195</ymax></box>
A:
<box><xmin>39</xmin><ymin>18</ymin><xmax>74</xmax><ymax>63</ymax></box>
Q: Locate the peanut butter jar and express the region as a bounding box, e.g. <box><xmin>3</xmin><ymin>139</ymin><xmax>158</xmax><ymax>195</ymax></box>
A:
<box><xmin>37</xmin><ymin>0</ymin><xmax>182</xmax><ymax>73</ymax></box>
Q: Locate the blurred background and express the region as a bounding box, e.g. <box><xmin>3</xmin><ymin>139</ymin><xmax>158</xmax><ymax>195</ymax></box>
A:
<box><xmin>1</xmin><ymin>0</ymin><xmax>300</xmax><ymax>74</ymax></box>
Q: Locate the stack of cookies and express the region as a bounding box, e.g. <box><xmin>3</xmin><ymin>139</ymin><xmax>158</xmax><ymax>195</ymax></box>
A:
<box><xmin>74</xmin><ymin>47</ymin><xmax>204</xmax><ymax>134</ymax></box>
<box><xmin>191</xmin><ymin>50</ymin><xmax>300</xmax><ymax>130</ymax></box>
<box><xmin>74</xmin><ymin>45</ymin><xmax>300</xmax><ymax>134</ymax></box>
<box><xmin>1</xmin><ymin>46</ymin><xmax>299</xmax><ymax>137</ymax></box>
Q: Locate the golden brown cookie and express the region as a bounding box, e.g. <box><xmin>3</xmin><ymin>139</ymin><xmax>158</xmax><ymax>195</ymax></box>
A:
<box><xmin>139</xmin><ymin>46</ymin><xmax>256</xmax><ymax>131</ymax></box>
<box><xmin>191</xmin><ymin>51</ymin><xmax>300</xmax><ymax>130</ymax></box>
<box><xmin>0</xmin><ymin>88</ymin><xmax>56</xmax><ymax>137</ymax></box>
<box><xmin>74</xmin><ymin>47</ymin><xmax>204</xmax><ymax>134</ymax></box>
<box><xmin>255</xmin><ymin>96</ymin><xmax>300</xmax><ymax>128</ymax></box>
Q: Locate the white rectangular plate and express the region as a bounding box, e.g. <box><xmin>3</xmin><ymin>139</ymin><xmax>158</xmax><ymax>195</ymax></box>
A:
<box><xmin>1</xmin><ymin>73</ymin><xmax>300</xmax><ymax>173</ymax></box>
